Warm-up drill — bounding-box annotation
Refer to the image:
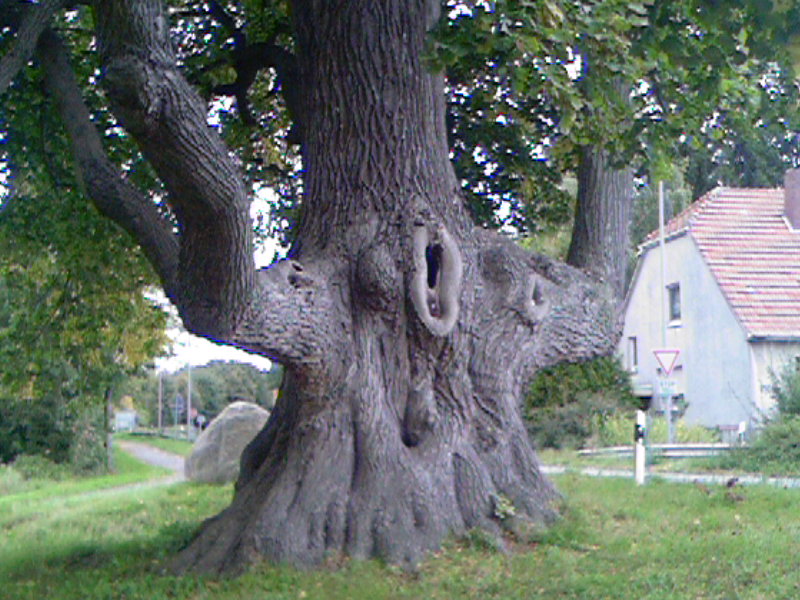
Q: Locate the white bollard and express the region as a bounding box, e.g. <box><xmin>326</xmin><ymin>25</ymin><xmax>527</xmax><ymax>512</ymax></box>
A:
<box><xmin>634</xmin><ymin>409</ymin><xmax>647</xmax><ymax>485</ymax></box>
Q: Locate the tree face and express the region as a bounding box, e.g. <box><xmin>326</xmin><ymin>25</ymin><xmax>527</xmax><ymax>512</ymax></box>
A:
<box><xmin>0</xmin><ymin>0</ymin><xmax>617</xmax><ymax>572</ymax></box>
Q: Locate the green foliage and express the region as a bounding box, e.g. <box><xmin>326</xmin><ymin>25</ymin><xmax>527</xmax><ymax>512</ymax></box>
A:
<box><xmin>0</xmin><ymin>50</ymin><xmax>169</xmax><ymax>469</ymax></box>
<box><xmin>116</xmin><ymin>361</ymin><xmax>281</xmax><ymax>425</ymax></box>
<box><xmin>0</xmin><ymin>464</ymin><xmax>23</xmax><ymax>496</ymax></box>
<box><xmin>771</xmin><ymin>362</ymin><xmax>800</xmax><ymax>417</ymax></box>
<box><xmin>712</xmin><ymin>417</ymin><xmax>800</xmax><ymax>476</ymax></box>
<box><xmin>525</xmin><ymin>357</ymin><xmax>637</xmax><ymax>449</ymax></box>
<box><xmin>431</xmin><ymin>0</ymin><xmax>800</xmax><ymax>234</ymax></box>
<box><xmin>708</xmin><ymin>366</ymin><xmax>800</xmax><ymax>476</ymax></box>
<box><xmin>630</xmin><ymin>169</ymin><xmax>693</xmax><ymax>248</ymax></box>
<box><xmin>11</xmin><ymin>454</ymin><xmax>72</xmax><ymax>482</ymax></box>
<box><xmin>594</xmin><ymin>415</ymin><xmax>720</xmax><ymax>447</ymax></box>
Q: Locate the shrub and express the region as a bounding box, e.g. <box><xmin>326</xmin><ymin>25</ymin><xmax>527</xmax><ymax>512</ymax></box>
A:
<box><xmin>68</xmin><ymin>405</ymin><xmax>108</xmax><ymax>474</ymax></box>
<box><xmin>647</xmin><ymin>418</ymin><xmax>720</xmax><ymax>444</ymax></box>
<box><xmin>713</xmin><ymin>416</ymin><xmax>800</xmax><ymax>476</ymax></box>
<box><xmin>772</xmin><ymin>363</ymin><xmax>800</xmax><ymax>417</ymax></box>
<box><xmin>525</xmin><ymin>357</ymin><xmax>637</xmax><ymax>449</ymax></box>
<box><xmin>586</xmin><ymin>414</ymin><xmax>719</xmax><ymax>448</ymax></box>
<box><xmin>0</xmin><ymin>397</ymin><xmax>108</xmax><ymax>474</ymax></box>
<box><xmin>0</xmin><ymin>464</ymin><xmax>24</xmax><ymax>495</ymax></box>
<box><xmin>12</xmin><ymin>454</ymin><xmax>72</xmax><ymax>481</ymax></box>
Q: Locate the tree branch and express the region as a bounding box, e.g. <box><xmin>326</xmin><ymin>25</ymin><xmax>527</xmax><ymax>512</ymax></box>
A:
<box><xmin>203</xmin><ymin>1</ymin><xmax>303</xmax><ymax>137</ymax></box>
<box><xmin>234</xmin><ymin>259</ymin><xmax>340</xmax><ymax>369</ymax></box>
<box><xmin>36</xmin><ymin>28</ymin><xmax>180</xmax><ymax>302</ymax></box>
<box><xmin>93</xmin><ymin>0</ymin><xmax>255</xmax><ymax>339</ymax></box>
<box><xmin>0</xmin><ymin>0</ymin><xmax>65</xmax><ymax>95</ymax></box>
<box><xmin>470</xmin><ymin>230</ymin><xmax>620</xmax><ymax>388</ymax></box>
<box><xmin>88</xmin><ymin>0</ymin><xmax>334</xmax><ymax>370</ymax></box>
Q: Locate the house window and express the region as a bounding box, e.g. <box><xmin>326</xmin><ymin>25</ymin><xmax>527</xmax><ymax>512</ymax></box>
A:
<box><xmin>627</xmin><ymin>336</ymin><xmax>638</xmax><ymax>372</ymax></box>
<box><xmin>667</xmin><ymin>283</ymin><xmax>681</xmax><ymax>322</ymax></box>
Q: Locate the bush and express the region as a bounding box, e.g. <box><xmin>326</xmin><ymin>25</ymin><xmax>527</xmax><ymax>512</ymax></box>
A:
<box><xmin>68</xmin><ymin>405</ymin><xmax>108</xmax><ymax>474</ymax></box>
<box><xmin>575</xmin><ymin>414</ymin><xmax>719</xmax><ymax>448</ymax></box>
<box><xmin>772</xmin><ymin>363</ymin><xmax>800</xmax><ymax>417</ymax></box>
<box><xmin>0</xmin><ymin>464</ymin><xmax>24</xmax><ymax>495</ymax></box>
<box><xmin>647</xmin><ymin>418</ymin><xmax>720</xmax><ymax>444</ymax></box>
<box><xmin>0</xmin><ymin>395</ymin><xmax>73</xmax><ymax>464</ymax></box>
<box><xmin>12</xmin><ymin>454</ymin><xmax>72</xmax><ymax>481</ymax></box>
<box><xmin>525</xmin><ymin>357</ymin><xmax>637</xmax><ymax>449</ymax></box>
<box><xmin>713</xmin><ymin>416</ymin><xmax>800</xmax><ymax>476</ymax></box>
<box><xmin>0</xmin><ymin>397</ymin><xmax>108</xmax><ymax>474</ymax></box>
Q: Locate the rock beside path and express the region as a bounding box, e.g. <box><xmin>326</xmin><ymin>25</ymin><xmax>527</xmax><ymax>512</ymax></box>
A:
<box><xmin>185</xmin><ymin>401</ymin><xmax>270</xmax><ymax>484</ymax></box>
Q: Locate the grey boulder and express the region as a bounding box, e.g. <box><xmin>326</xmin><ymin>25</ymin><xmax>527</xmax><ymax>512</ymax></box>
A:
<box><xmin>185</xmin><ymin>401</ymin><xmax>269</xmax><ymax>484</ymax></box>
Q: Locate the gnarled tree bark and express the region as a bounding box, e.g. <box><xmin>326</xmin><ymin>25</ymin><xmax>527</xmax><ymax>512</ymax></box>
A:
<box><xmin>30</xmin><ymin>0</ymin><xmax>618</xmax><ymax>573</ymax></box>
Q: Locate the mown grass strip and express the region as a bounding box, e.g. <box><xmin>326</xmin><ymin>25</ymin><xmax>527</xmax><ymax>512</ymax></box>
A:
<box><xmin>116</xmin><ymin>433</ymin><xmax>195</xmax><ymax>457</ymax></box>
<box><xmin>0</xmin><ymin>447</ymin><xmax>171</xmax><ymax>510</ymax></box>
<box><xmin>2</xmin><ymin>473</ymin><xmax>800</xmax><ymax>599</ymax></box>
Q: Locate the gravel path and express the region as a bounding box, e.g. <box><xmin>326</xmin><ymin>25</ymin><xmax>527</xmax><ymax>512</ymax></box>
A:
<box><xmin>116</xmin><ymin>440</ymin><xmax>186</xmax><ymax>481</ymax></box>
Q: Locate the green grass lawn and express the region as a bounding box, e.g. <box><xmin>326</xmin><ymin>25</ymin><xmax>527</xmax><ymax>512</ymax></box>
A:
<box><xmin>116</xmin><ymin>432</ymin><xmax>195</xmax><ymax>457</ymax></box>
<box><xmin>0</xmin><ymin>447</ymin><xmax>171</xmax><ymax>504</ymax></box>
<box><xmin>537</xmin><ymin>447</ymin><xmax>756</xmax><ymax>476</ymax></box>
<box><xmin>2</xmin><ymin>467</ymin><xmax>800</xmax><ymax>599</ymax></box>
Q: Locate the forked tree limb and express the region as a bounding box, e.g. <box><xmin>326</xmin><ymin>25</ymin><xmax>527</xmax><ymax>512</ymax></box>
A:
<box><xmin>88</xmin><ymin>0</ymin><xmax>335</xmax><ymax>366</ymax></box>
<box><xmin>37</xmin><ymin>28</ymin><xmax>181</xmax><ymax>302</ymax></box>
<box><xmin>93</xmin><ymin>0</ymin><xmax>255</xmax><ymax>338</ymax></box>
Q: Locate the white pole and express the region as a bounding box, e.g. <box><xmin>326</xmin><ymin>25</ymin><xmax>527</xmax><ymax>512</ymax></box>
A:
<box><xmin>635</xmin><ymin>409</ymin><xmax>647</xmax><ymax>485</ymax></box>
<box><xmin>157</xmin><ymin>372</ymin><xmax>163</xmax><ymax>434</ymax></box>
<box><xmin>659</xmin><ymin>181</ymin><xmax>674</xmax><ymax>444</ymax></box>
<box><xmin>187</xmin><ymin>364</ymin><xmax>192</xmax><ymax>440</ymax></box>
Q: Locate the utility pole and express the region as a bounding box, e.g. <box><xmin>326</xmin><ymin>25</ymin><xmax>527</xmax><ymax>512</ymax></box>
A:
<box><xmin>157</xmin><ymin>372</ymin><xmax>163</xmax><ymax>434</ymax></box>
<box><xmin>659</xmin><ymin>181</ymin><xmax>674</xmax><ymax>444</ymax></box>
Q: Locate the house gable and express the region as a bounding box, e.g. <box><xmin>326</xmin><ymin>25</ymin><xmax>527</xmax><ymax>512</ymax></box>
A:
<box><xmin>622</xmin><ymin>233</ymin><xmax>752</xmax><ymax>427</ymax></box>
<box><xmin>641</xmin><ymin>187</ymin><xmax>800</xmax><ymax>340</ymax></box>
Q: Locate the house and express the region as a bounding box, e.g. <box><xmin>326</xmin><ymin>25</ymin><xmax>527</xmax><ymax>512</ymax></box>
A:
<box><xmin>114</xmin><ymin>409</ymin><xmax>139</xmax><ymax>432</ymax></box>
<box><xmin>620</xmin><ymin>170</ymin><xmax>800</xmax><ymax>433</ymax></box>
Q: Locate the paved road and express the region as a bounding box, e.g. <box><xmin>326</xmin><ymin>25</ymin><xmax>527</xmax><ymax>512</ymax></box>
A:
<box><xmin>541</xmin><ymin>464</ymin><xmax>800</xmax><ymax>489</ymax></box>
<box><xmin>116</xmin><ymin>440</ymin><xmax>186</xmax><ymax>481</ymax></box>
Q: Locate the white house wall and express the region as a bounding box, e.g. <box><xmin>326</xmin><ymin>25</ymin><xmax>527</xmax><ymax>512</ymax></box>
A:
<box><xmin>621</xmin><ymin>234</ymin><xmax>754</xmax><ymax>428</ymax></box>
<box><xmin>748</xmin><ymin>341</ymin><xmax>800</xmax><ymax>420</ymax></box>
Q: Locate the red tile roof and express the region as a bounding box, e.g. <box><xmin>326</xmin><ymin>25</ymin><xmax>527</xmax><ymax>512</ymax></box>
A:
<box><xmin>643</xmin><ymin>187</ymin><xmax>800</xmax><ymax>339</ymax></box>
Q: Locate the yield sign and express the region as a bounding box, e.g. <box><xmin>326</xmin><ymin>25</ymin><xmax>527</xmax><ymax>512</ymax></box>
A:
<box><xmin>653</xmin><ymin>348</ymin><xmax>681</xmax><ymax>376</ymax></box>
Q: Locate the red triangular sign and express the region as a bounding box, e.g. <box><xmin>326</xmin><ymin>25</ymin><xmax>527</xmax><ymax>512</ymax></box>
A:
<box><xmin>653</xmin><ymin>348</ymin><xmax>680</xmax><ymax>376</ymax></box>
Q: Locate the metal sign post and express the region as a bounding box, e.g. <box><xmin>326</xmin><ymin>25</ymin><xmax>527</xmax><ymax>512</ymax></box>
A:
<box><xmin>653</xmin><ymin>348</ymin><xmax>680</xmax><ymax>444</ymax></box>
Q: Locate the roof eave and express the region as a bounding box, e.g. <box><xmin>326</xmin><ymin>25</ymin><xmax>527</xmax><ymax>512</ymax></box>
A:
<box><xmin>748</xmin><ymin>335</ymin><xmax>800</xmax><ymax>343</ymax></box>
<box><xmin>638</xmin><ymin>228</ymin><xmax>690</xmax><ymax>255</ymax></box>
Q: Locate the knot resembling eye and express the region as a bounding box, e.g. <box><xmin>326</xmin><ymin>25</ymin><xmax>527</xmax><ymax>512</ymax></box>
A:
<box><xmin>411</xmin><ymin>224</ymin><xmax>462</xmax><ymax>336</ymax></box>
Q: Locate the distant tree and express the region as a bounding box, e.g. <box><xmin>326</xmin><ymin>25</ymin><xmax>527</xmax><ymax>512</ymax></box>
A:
<box><xmin>117</xmin><ymin>360</ymin><xmax>281</xmax><ymax>425</ymax></box>
<box><xmin>0</xmin><ymin>183</ymin><xmax>167</xmax><ymax>468</ymax></box>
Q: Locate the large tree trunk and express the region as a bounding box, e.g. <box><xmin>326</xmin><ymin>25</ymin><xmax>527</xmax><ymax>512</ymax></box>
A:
<box><xmin>32</xmin><ymin>0</ymin><xmax>618</xmax><ymax>573</ymax></box>
<box><xmin>567</xmin><ymin>145</ymin><xmax>634</xmax><ymax>302</ymax></box>
<box><xmin>170</xmin><ymin>1</ymin><xmax>616</xmax><ymax>573</ymax></box>
<box><xmin>566</xmin><ymin>74</ymin><xmax>635</xmax><ymax>302</ymax></box>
